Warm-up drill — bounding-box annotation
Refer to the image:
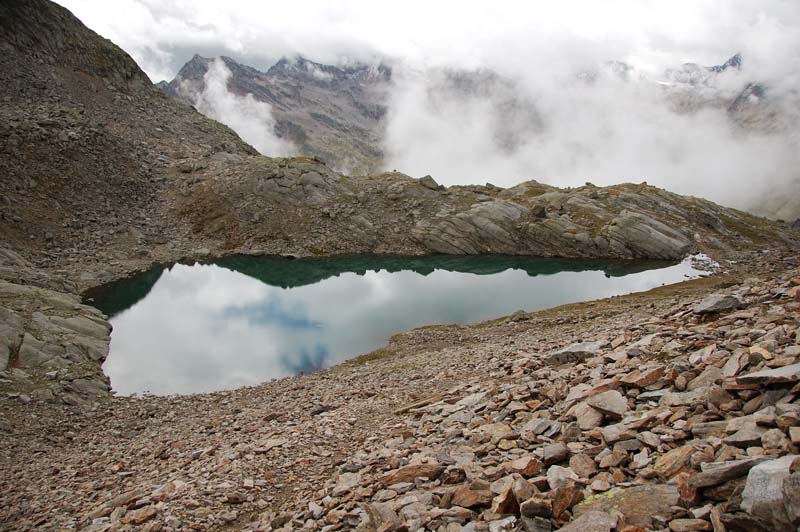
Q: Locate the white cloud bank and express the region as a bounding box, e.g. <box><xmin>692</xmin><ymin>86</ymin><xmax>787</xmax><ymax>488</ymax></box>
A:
<box><xmin>185</xmin><ymin>59</ymin><xmax>294</xmax><ymax>156</ymax></box>
<box><xmin>383</xmin><ymin>64</ymin><xmax>800</xmax><ymax>218</ymax></box>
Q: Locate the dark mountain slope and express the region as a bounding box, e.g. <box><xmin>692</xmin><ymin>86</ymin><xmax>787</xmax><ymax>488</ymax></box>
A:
<box><xmin>0</xmin><ymin>0</ymin><xmax>255</xmax><ymax>269</ymax></box>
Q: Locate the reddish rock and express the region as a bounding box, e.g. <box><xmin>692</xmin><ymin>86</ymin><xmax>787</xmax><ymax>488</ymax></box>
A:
<box><xmin>121</xmin><ymin>506</ymin><xmax>157</xmax><ymax>526</ymax></box>
<box><xmin>451</xmin><ymin>484</ymin><xmax>492</xmax><ymax>508</ymax></box>
<box><xmin>379</xmin><ymin>463</ymin><xmax>444</xmax><ymax>485</ymax></box>
<box><xmin>621</xmin><ymin>366</ymin><xmax>665</xmax><ymax>388</ymax></box>
<box><xmin>505</xmin><ymin>455</ymin><xmax>544</xmax><ymax>477</ymax></box>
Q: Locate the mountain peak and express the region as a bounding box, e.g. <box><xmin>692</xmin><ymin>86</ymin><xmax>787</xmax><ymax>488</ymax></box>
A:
<box><xmin>710</xmin><ymin>53</ymin><xmax>742</xmax><ymax>73</ymax></box>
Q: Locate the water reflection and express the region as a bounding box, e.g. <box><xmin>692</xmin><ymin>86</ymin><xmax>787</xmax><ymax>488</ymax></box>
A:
<box><xmin>87</xmin><ymin>255</ymin><xmax>705</xmax><ymax>396</ymax></box>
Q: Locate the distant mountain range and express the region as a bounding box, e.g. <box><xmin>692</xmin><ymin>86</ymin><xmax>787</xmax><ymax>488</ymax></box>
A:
<box><xmin>158</xmin><ymin>55</ymin><xmax>391</xmax><ymax>174</ymax></box>
<box><xmin>158</xmin><ymin>52</ymin><xmax>787</xmax><ymax>176</ymax></box>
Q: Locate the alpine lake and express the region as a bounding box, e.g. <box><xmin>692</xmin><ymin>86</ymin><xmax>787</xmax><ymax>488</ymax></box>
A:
<box><xmin>84</xmin><ymin>255</ymin><xmax>709</xmax><ymax>396</ymax></box>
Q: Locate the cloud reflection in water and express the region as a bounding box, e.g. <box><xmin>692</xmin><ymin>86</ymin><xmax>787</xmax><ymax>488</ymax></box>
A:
<box><xmin>102</xmin><ymin>258</ymin><xmax>703</xmax><ymax>395</ymax></box>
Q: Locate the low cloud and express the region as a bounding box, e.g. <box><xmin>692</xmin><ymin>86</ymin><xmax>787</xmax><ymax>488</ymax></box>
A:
<box><xmin>383</xmin><ymin>61</ymin><xmax>800</xmax><ymax>219</ymax></box>
<box><xmin>185</xmin><ymin>59</ymin><xmax>295</xmax><ymax>157</ymax></box>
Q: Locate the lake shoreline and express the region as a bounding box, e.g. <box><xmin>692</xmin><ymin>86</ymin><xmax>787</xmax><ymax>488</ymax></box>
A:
<box><xmin>2</xmin><ymin>249</ymin><xmax>798</xmax><ymax>530</ymax></box>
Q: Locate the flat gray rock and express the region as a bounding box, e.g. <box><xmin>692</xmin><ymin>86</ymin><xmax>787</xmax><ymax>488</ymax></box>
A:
<box><xmin>586</xmin><ymin>390</ymin><xmax>628</xmax><ymax>419</ymax></box>
<box><xmin>693</xmin><ymin>293</ymin><xmax>745</xmax><ymax>315</ymax></box>
<box><xmin>736</xmin><ymin>362</ymin><xmax>800</xmax><ymax>385</ymax></box>
<box><xmin>741</xmin><ymin>455</ymin><xmax>799</xmax><ymax>529</ymax></box>
<box><xmin>545</xmin><ymin>340</ymin><xmax>609</xmax><ymax>366</ymax></box>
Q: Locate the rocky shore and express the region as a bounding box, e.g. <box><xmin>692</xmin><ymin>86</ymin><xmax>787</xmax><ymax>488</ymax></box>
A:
<box><xmin>1</xmin><ymin>251</ymin><xmax>799</xmax><ymax>532</ymax></box>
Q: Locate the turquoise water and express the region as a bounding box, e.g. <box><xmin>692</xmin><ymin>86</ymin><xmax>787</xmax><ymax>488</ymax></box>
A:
<box><xmin>86</xmin><ymin>255</ymin><xmax>705</xmax><ymax>395</ymax></box>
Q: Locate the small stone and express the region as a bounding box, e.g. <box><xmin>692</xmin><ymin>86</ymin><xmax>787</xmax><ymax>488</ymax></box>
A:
<box><xmin>491</xmin><ymin>482</ymin><xmax>519</xmax><ymax>515</ymax></box>
<box><xmin>668</xmin><ymin>518</ymin><xmax>712</xmax><ymax>531</ymax></box>
<box><xmin>599</xmin><ymin>447</ymin><xmax>628</xmax><ymax>469</ymax></box>
<box><xmin>546</xmin><ymin>465</ymin><xmax>578</xmax><ymax>490</ymax></box>
<box><xmin>790</xmin><ymin>426</ymin><xmax>800</xmax><ymax>445</ymax></box>
<box><xmin>520</xmin><ymin>495</ymin><xmax>553</xmax><ymax>518</ymax></box>
<box><xmin>552</xmin><ymin>479</ymin><xmax>583</xmax><ymax>518</ymax></box>
<box><xmin>121</xmin><ymin>506</ymin><xmax>156</xmax><ymax>525</ymax></box>
<box><xmin>452</xmin><ymin>484</ymin><xmax>493</xmax><ymax>508</ymax></box>
<box><xmin>545</xmin><ymin>340</ymin><xmax>608</xmax><ymax>366</ymax></box>
<box><xmin>688</xmin><ymin>457</ymin><xmax>771</xmax><ymax>489</ymax></box>
<box><xmin>379</xmin><ymin>463</ymin><xmax>444</xmax><ymax>485</ymax></box>
<box><xmin>488</xmin><ymin>515</ymin><xmax>517</xmax><ymax>532</ymax></box>
<box><xmin>724</xmin><ymin>424</ymin><xmax>768</xmax><ymax>448</ymax></box>
<box><xmin>333</xmin><ymin>472</ymin><xmax>362</xmax><ymax>495</ymax></box>
<box><xmin>506</xmin><ymin>456</ymin><xmax>544</xmax><ymax>477</ymax></box>
<box><xmin>476</xmin><ymin>422</ymin><xmax>515</xmax><ymax>443</ymax></box>
<box><xmin>541</xmin><ymin>442</ymin><xmax>570</xmax><ymax>465</ymax></box>
<box><xmin>569</xmin><ymin>454</ymin><xmax>597</xmax><ymax>478</ymax></box>
<box><xmin>761</xmin><ymin>428</ymin><xmax>792</xmax><ymax>451</ymax></box>
<box><xmin>636</xmin><ymin>431</ymin><xmax>661</xmax><ymax>449</ymax></box>
<box><xmin>575</xmin><ymin>402</ymin><xmax>604</xmax><ymax>430</ymax></box>
<box><xmin>602</xmin><ymin>423</ymin><xmax>636</xmax><ymax>444</ymax></box>
<box><xmin>621</xmin><ymin>366</ymin><xmax>665</xmax><ymax>388</ymax></box>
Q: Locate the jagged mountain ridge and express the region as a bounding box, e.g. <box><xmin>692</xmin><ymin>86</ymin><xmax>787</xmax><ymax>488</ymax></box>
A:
<box><xmin>160</xmin><ymin>54</ymin><xmax>392</xmax><ymax>174</ymax></box>
<box><xmin>159</xmin><ymin>54</ymin><xmax>549</xmax><ymax>174</ymax></box>
<box><xmin>160</xmin><ymin>51</ymin><xmax>792</xmax><ymax>180</ymax></box>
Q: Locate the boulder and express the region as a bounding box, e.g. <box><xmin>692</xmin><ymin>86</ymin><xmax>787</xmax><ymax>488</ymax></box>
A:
<box><xmin>740</xmin><ymin>455</ymin><xmax>800</xmax><ymax>529</ymax></box>
<box><xmin>574</xmin><ymin>484</ymin><xmax>679</xmax><ymax>528</ymax></box>
<box><xmin>545</xmin><ymin>340</ymin><xmax>608</xmax><ymax>366</ymax></box>
<box><xmin>379</xmin><ymin>463</ymin><xmax>444</xmax><ymax>485</ymax></box>
<box><xmin>419</xmin><ymin>175</ymin><xmax>440</xmax><ymax>190</ymax></box>
<box><xmin>693</xmin><ymin>294</ymin><xmax>745</xmax><ymax>315</ymax></box>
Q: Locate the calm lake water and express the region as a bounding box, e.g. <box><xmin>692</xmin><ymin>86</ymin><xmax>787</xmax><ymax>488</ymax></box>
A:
<box><xmin>86</xmin><ymin>255</ymin><xmax>706</xmax><ymax>396</ymax></box>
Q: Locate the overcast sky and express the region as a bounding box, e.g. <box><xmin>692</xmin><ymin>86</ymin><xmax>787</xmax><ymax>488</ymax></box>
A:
<box><xmin>56</xmin><ymin>0</ymin><xmax>800</xmax><ymax>83</ymax></box>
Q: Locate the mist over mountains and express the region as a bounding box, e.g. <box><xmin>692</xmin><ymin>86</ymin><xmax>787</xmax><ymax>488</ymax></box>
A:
<box><xmin>159</xmin><ymin>52</ymin><xmax>800</xmax><ymax>219</ymax></box>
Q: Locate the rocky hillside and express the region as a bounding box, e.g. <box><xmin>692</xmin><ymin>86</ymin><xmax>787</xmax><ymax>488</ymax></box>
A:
<box><xmin>2</xmin><ymin>251</ymin><xmax>800</xmax><ymax>531</ymax></box>
<box><xmin>0</xmin><ymin>0</ymin><xmax>796</xmax><ymax>396</ymax></box>
<box><xmin>0</xmin><ymin>2</ymin><xmax>792</xmax><ymax>291</ymax></box>
<box><xmin>0</xmin><ymin>0</ymin><xmax>256</xmax><ymax>274</ymax></box>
